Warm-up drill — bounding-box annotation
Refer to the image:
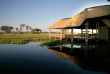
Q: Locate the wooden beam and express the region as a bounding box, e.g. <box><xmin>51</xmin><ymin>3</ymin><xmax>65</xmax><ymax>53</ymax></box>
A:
<box><xmin>96</xmin><ymin>21</ymin><xmax>98</xmax><ymax>34</ymax></box>
<box><xmin>71</xmin><ymin>28</ymin><xmax>73</xmax><ymax>43</ymax></box>
<box><xmin>60</xmin><ymin>29</ymin><xmax>63</xmax><ymax>40</ymax></box>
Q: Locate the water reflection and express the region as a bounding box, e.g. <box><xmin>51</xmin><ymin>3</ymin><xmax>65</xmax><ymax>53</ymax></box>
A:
<box><xmin>47</xmin><ymin>43</ymin><xmax>110</xmax><ymax>73</ymax></box>
<box><xmin>0</xmin><ymin>42</ymin><xmax>109</xmax><ymax>74</ymax></box>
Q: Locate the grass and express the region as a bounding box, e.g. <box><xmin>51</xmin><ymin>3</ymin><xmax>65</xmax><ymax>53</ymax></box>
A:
<box><xmin>40</xmin><ymin>40</ymin><xmax>70</xmax><ymax>46</ymax></box>
<box><xmin>0</xmin><ymin>34</ymin><xmax>54</xmax><ymax>44</ymax></box>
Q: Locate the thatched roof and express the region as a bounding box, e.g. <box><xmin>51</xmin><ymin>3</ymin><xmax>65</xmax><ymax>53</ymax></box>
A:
<box><xmin>47</xmin><ymin>18</ymin><xmax>73</xmax><ymax>29</ymax></box>
<box><xmin>47</xmin><ymin>5</ymin><xmax>110</xmax><ymax>29</ymax></box>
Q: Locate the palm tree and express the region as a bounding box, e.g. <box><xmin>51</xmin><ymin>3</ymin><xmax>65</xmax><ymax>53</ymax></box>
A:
<box><xmin>16</xmin><ymin>28</ymin><xmax>18</xmax><ymax>32</ymax></box>
<box><xmin>20</xmin><ymin>24</ymin><xmax>23</xmax><ymax>32</ymax></box>
<box><xmin>9</xmin><ymin>26</ymin><xmax>13</xmax><ymax>32</ymax></box>
<box><xmin>11</xmin><ymin>27</ymin><xmax>14</xmax><ymax>32</ymax></box>
<box><xmin>29</xmin><ymin>26</ymin><xmax>32</xmax><ymax>32</ymax></box>
<box><xmin>22</xmin><ymin>24</ymin><xmax>25</xmax><ymax>32</ymax></box>
<box><xmin>26</xmin><ymin>26</ymin><xmax>29</xmax><ymax>32</ymax></box>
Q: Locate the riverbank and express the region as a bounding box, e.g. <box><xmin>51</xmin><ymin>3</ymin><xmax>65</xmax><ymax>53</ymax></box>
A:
<box><xmin>0</xmin><ymin>33</ymin><xmax>54</xmax><ymax>44</ymax></box>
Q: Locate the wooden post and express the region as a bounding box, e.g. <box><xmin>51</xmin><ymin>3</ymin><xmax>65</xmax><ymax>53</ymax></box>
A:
<box><xmin>81</xmin><ymin>29</ymin><xmax>83</xmax><ymax>34</ymax></box>
<box><xmin>85</xmin><ymin>21</ymin><xmax>89</xmax><ymax>43</ymax></box>
<box><xmin>71</xmin><ymin>43</ymin><xmax>73</xmax><ymax>52</ymax></box>
<box><xmin>85</xmin><ymin>42</ymin><xmax>88</xmax><ymax>62</ymax></box>
<box><xmin>60</xmin><ymin>29</ymin><xmax>63</xmax><ymax>40</ymax></box>
<box><xmin>85</xmin><ymin>9</ymin><xmax>88</xmax><ymax>43</ymax></box>
<box><xmin>96</xmin><ymin>21</ymin><xmax>99</xmax><ymax>42</ymax></box>
<box><xmin>96</xmin><ymin>22</ymin><xmax>98</xmax><ymax>35</ymax></box>
<box><xmin>49</xmin><ymin>29</ymin><xmax>51</xmax><ymax>38</ymax></box>
<box><xmin>71</xmin><ymin>28</ymin><xmax>73</xmax><ymax>43</ymax></box>
<box><xmin>92</xmin><ymin>29</ymin><xmax>93</xmax><ymax>34</ymax></box>
<box><xmin>107</xmin><ymin>28</ymin><xmax>108</xmax><ymax>42</ymax></box>
<box><xmin>96</xmin><ymin>21</ymin><xmax>99</xmax><ymax>39</ymax></box>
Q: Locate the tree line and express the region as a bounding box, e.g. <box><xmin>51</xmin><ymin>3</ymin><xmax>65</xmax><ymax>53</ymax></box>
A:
<box><xmin>0</xmin><ymin>24</ymin><xmax>42</xmax><ymax>34</ymax></box>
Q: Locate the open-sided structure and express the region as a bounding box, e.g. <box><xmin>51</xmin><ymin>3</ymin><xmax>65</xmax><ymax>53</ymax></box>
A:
<box><xmin>47</xmin><ymin>5</ymin><xmax>110</xmax><ymax>42</ymax></box>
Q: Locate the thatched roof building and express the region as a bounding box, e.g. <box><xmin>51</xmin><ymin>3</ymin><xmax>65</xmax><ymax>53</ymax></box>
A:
<box><xmin>47</xmin><ymin>5</ymin><xmax>110</xmax><ymax>42</ymax></box>
<box><xmin>47</xmin><ymin>5</ymin><xmax>110</xmax><ymax>29</ymax></box>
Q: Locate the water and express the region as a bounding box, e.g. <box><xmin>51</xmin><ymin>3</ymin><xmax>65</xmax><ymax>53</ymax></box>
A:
<box><xmin>0</xmin><ymin>42</ymin><xmax>109</xmax><ymax>74</ymax></box>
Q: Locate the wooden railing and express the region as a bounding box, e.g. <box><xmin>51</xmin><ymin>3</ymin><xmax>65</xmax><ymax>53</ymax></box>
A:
<box><xmin>50</xmin><ymin>34</ymin><xmax>97</xmax><ymax>39</ymax></box>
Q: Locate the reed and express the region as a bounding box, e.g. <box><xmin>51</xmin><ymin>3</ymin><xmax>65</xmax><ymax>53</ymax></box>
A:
<box><xmin>0</xmin><ymin>34</ymin><xmax>53</xmax><ymax>44</ymax></box>
<box><xmin>40</xmin><ymin>40</ymin><xmax>70</xmax><ymax>46</ymax></box>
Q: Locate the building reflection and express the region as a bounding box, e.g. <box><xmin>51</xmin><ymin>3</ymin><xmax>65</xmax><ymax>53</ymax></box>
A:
<box><xmin>47</xmin><ymin>43</ymin><xmax>110</xmax><ymax>73</ymax></box>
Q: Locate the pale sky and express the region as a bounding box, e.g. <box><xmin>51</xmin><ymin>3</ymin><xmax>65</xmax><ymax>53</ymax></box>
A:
<box><xmin>0</xmin><ymin>0</ymin><xmax>110</xmax><ymax>32</ymax></box>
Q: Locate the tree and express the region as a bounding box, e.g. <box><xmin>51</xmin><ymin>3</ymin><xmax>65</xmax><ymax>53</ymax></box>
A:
<box><xmin>35</xmin><ymin>28</ymin><xmax>42</xmax><ymax>33</ymax></box>
<box><xmin>30</xmin><ymin>29</ymin><xmax>36</xmax><ymax>34</ymax></box>
<box><xmin>35</xmin><ymin>28</ymin><xmax>39</xmax><ymax>33</ymax></box>
<box><xmin>29</xmin><ymin>26</ymin><xmax>32</xmax><ymax>32</ymax></box>
<box><xmin>0</xmin><ymin>26</ymin><xmax>13</xmax><ymax>33</ymax></box>
<box><xmin>20</xmin><ymin>24</ymin><xmax>23</xmax><ymax>32</ymax></box>
<box><xmin>39</xmin><ymin>29</ymin><xmax>42</xmax><ymax>33</ymax></box>
<box><xmin>26</xmin><ymin>26</ymin><xmax>29</xmax><ymax>32</ymax></box>
<box><xmin>16</xmin><ymin>28</ymin><xmax>18</xmax><ymax>32</ymax></box>
<box><xmin>22</xmin><ymin>24</ymin><xmax>25</xmax><ymax>32</ymax></box>
<box><xmin>30</xmin><ymin>28</ymin><xmax>42</xmax><ymax>34</ymax></box>
<box><xmin>10</xmin><ymin>26</ymin><xmax>14</xmax><ymax>32</ymax></box>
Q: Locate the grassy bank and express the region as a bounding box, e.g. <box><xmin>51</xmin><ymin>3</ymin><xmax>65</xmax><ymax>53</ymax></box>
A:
<box><xmin>40</xmin><ymin>40</ymin><xmax>70</xmax><ymax>46</ymax></box>
<box><xmin>0</xmin><ymin>34</ymin><xmax>54</xmax><ymax>44</ymax></box>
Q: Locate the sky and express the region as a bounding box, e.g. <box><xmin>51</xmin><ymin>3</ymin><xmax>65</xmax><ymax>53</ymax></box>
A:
<box><xmin>0</xmin><ymin>0</ymin><xmax>110</xmax><ymax>32</ymax></box>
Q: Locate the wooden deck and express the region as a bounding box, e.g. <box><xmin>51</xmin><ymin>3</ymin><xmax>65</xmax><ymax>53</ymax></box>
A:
<box><xmin>50</xmin><ymin>34</ymin><xmax>97</xmax><ymax>40</ymax></box>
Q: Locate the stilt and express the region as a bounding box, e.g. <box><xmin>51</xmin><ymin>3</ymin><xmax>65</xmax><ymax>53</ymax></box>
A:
<box><xmin>85</xmin><ymin>42</ymin><xmax>88</xmax><ymax>62</ymax></box>
<box><xmin>85</xmin><ymin>21</ymin><xmax>89</xmax><ymax>43</ymax></box>
<box><xmin>78</xmin><ymin>39</ymin><xmax>79</xmax><ymax>44</ymax></box>
<box><xmin>49</xmin><ymin>29</ymin><xmax>51</xmax><ymax>38</ymax></box>
<box><xmin>71</xmin><ymin>43</ymin><xmax>74</xmax><ymax>52</ymax></box>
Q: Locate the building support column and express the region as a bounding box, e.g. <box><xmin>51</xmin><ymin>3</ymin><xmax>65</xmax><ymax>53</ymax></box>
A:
<box><xmin>49</xmin><ymin>29</ymin><xmax>51</xmax><ymax>38</ymax></box>
<box><xmin>71</xmin><ymin>28</ymin><xmax>74</xmax><ymax>43</ymax></box>
<box><xmin>92</xmin><ymin>29</ymin><xmax>93</xmax><ymax>34</ymax></box>
<box><xmin>85</xmin><ymin>21</ymin><xmax>89</xmax><ymax>43</ymax></box>
<box><xmin>98</xmin><ymin>21</ymin><xmax>99</xmax><ymax>38</ymax></box>
<box><xmin>96</xmin><ymin>21</ymin><xmax>99</xmax><ymax>37</ymax></box>
<box><xmin>60</xmin><ymin>29</ymin><xmax>63</xmax><ymax>41</ymax></box>
<box><xmin>81</xmin><ymin>29</ymin><xmax>83</xmax><ymax>34</ymax></box>
<box><xmin>96</xmin><ymin>21</ymin><xmax>98</xmax><ymax>36</ymax></box>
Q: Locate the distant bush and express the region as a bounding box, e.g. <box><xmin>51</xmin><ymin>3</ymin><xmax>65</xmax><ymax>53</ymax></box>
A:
<box><xmin>0</xmin><ymin>32</ymin><xmax>2</xmax><ymax>34</ymax></box>
<box><xmin>16</xmin><ymin>31</ymin><xmax>23</xmax><ymax>34</ymax></box>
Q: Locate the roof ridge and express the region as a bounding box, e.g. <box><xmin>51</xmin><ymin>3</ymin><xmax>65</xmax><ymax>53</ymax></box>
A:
<box><xmin>86</xmin><ymin>5</ymin><xmax>110</xmax><ymax>9</ymax></box>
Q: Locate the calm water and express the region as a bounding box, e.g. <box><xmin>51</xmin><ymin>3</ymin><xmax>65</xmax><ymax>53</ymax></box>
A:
<box><xmin>0</xmin><ymin>42</ymin><xmax>109</xmax><ymax>74</ymax></box>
